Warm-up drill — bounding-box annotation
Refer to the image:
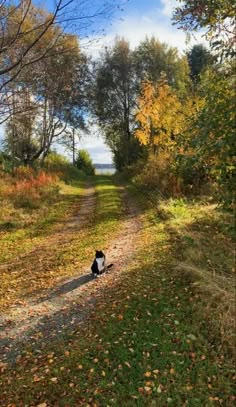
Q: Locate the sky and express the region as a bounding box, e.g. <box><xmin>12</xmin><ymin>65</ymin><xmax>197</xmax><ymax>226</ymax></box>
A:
<box><xmin>1</xmin><ymin>0</ymin><xmax>207</xmax><ymax>164</ymax></box>
<box><xmin>85</xmin><ymin>0</ymin><xmax>205</xmax><ymax>56</ymax></box>
<box><xmin>75</xmin><ymin>0</ymin><xmax>206</xmax><ymax>164</ymax></box>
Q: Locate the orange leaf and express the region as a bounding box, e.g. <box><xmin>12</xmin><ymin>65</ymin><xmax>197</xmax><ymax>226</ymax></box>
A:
<box><xmin>144</xmin><ymin>371</ymin><xmax>152</xmax><ymax>377</ymax></box>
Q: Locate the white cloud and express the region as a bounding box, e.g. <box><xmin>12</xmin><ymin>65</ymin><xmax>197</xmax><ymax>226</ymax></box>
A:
<box><xmin>0</xmin><ymin>124</ymin><xmax>5</xmax><ymax>143</ymax></box>
<box><xmin>160</xmin><ymin>0</ymin><xmax>178</xmax><ymax>18</ymax></box>
<box><xmin>55</xmin><ymin>125</ymin><xmax>113</xmax><ymax>164</ymax></box>
<box><xmin>85</xmin><ymin>8</ymin><xmax>208</xmax><ymax>57</ymax></box>
<box><xmin>113</xmin><ymin>11</ymin><xmax>208</xmax><ymax>52</ymax></box>
<box><xmin>79</xmin><ymin>135</ymin><xmax>113</xmax><ymax>164</ymax></box>
<box><xmin>1</xmin><ymin>2</ymin><xmax>209</xmax><ymax>165</ymax></box>
<box><xmin>78</xmin><ymin>124</ymin><xmax>113</xmax><ymax>164</ymax></box>
<box><xmin>112</xmin><ymin>14</ymin><xmax>188</xmax><ymax>51</ymax></box>
<box><xmin>81</xmin><ymin>3</ymin><xmax>210</xmax><ymax>164</ymax></box>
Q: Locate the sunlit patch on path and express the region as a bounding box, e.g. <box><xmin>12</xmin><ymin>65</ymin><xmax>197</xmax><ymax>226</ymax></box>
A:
<box><xmin>0</xmin><ymin>187</ymin><xmax>142</xmax><ymax>364</ymax></box>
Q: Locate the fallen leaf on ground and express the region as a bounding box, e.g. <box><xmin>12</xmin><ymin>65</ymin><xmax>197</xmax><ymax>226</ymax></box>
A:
<box><xmin>144</xmin><ymin>371</ymin><xmax>152</xmax><ymax>377</ymax></box>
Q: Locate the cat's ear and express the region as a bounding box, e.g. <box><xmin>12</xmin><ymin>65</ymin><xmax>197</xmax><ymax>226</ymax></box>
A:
<box><xmin>95</xmin><ymin>250</ymin><xmax>98</xmax><ymax>254</ymax></box>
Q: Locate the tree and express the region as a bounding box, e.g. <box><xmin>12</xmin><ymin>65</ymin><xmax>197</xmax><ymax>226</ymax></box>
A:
<box><xmin>92</xmin><ymin>37</ymin><xmax>141</xmax><ymax>170</ymax></box>
<box><xmin>0</xmin><ymin>1</ymin><xmax>65</xmax><ymax>78</ymax></box>
<box><xmin>75</xmin><ymin>149</ymin><xmax>95</xmax><ymax>175</ymax></box>
<box><xmin>187</xmin><ymin>44</ymin><xmax>215</xmax><ymax>82</ymax></box>
<box><xmin>33</xmin><ymin>34</ymin><xmax>87</xmax><ymax>163</ymax></box>
<box><xmin>173</xmin><ymin>0</ymin><xmax>235</xmax><ymax>60</ymax></box>
<box><xmin>0</xmin><ymin>0</ymin><xmax>125</xmax><ymax>122</ymax></box>
<box><xmin>133</xmin><ymin>37</ymin><xmax>190</xmax><ymax>94</ymax></box>
<box><xmin>135</xmin><ymin>79</ymin><xmax>184</xmax><ymax>154</ymax></box>
<box><xmin>189</xmin><ymin>67</ymin><xmax>235</xmax><ymax>204</ymax></box>
<box><xmin>4</xmin><ymin>89</ymin><xmax>39</xmax><ymax>165</ymax></box>
<box><xmin>4</xmin><ymin>33</ymin><xmax>87</xmax><ymax>164</ymax></box>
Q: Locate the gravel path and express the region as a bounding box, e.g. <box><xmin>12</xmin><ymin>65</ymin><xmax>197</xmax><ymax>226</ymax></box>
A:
<box><xmin>0</xmin><ymin>187</ymin><xmax>142</xmax><ymax>364</ymax></box>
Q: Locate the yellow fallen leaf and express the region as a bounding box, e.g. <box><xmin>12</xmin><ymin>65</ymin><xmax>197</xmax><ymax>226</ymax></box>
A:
<box><xmin>145</xmin><ymin>381</ymin><xmax>153</xmax><ymax>386</ymax></box>
<box><xmin>170</xmin><ymin>368</ymin><xmax>175</xmax><ymax>374</ymax></box>
<box><xmin>144</xmin><ymin>371</ymin><xmax>152</xmax><ymax>377</ymax></box>
<box><xmin>64</xmin><ymin>351</ymin><xmax>70</xmax><ymax>357</ymax></box>
<box><xmin>50</xmin><ymin>377</ymin><xmax>58</xmax><ymax>383</ymax></box>
<box><xmin>37</xmin><ymin>403</ymin><xmax>47</xmax><ymax>407</ymax></box>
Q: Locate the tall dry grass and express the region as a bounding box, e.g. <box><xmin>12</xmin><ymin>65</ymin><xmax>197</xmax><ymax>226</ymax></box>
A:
<box><xmin>0</xmin><ymin>166</ymin><xmax>59</xmax><ymax>209</ymax></box>
<box><xmin>176</xmin><ymin>262</ymin><xmax>235</xmax><ymax>355</ymax></box>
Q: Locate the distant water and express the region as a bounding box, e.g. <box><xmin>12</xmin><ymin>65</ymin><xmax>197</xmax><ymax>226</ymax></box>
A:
<box><xmin>95</xmin><ymin>168</ymin><xmax>116</xmax><ymax>175</ymax></box>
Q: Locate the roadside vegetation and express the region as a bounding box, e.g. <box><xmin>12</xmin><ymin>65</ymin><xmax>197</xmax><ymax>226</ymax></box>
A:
<box><xmin>0</xmin><ymin>158</ymin><xmax>122</xmax><ymax>311</ymax></box>
<box><xmin>0</xmin><ymin>0</ymin><xmax>235</xmax><ymax>405</ymax></box>
<box><xmin>0</xmin><ymin>155</ymin><xmax>85</xmax><ymax>263</ymax></box>
<box><xmin>0</xmin><ymin>177</ymin><xmax>235</xmax><ymax>406</ymax></box>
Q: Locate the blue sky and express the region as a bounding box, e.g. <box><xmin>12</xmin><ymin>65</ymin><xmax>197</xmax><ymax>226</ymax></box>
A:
<box><xmin>70</xmin><ymin>0</ymin><xmax>207</xmax><ymax>164</ymax></box>
<box><xmin>2</xmin><ymin>1</ymin><xmax>207</xmax><ymax>164</ymax></box>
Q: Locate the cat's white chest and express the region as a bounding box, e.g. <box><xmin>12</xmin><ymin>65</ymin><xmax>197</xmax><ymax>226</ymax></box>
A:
<box><xmin>96</xmin><ymin>257</ymin><xmax>105</xmax><ymax>272</ymax></box>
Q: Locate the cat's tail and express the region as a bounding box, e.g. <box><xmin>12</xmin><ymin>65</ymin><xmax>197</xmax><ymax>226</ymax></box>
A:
<box><xmin>107</xmin><ymin>263</ymin><xmax>114</xmax><ymax>269</ymax></box>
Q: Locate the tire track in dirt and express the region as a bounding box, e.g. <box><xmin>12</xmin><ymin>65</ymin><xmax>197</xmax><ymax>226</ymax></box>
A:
<box><xmin>0</xmin><ymin>184</ymin><xmax>96</xmax><ymax>272</ymax></box>
<box><xmin>0</xmin><ymin>183</ymin><xmax>96</xmax><ymax>317</ymax></box>
<box><xmin>0</xmin><ymin>188</ymin><xmax>142</xmax><ymax>364</ymax></box>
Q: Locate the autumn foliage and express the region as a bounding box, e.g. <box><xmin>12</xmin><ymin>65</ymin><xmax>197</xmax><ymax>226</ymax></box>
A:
<box><xmin>135</xmin><ymin>80</ymin><xmax>183</xmax><ymax>152</ymax></box>
<box><xmin>0</xmin><ymin>166</ymin><xmax>58</xmax><ymax>209</ymax></box>
<box><xmin>133</xmin><ymin>65</ymin><xmax>235</xmax><ymax>206</ymax></box>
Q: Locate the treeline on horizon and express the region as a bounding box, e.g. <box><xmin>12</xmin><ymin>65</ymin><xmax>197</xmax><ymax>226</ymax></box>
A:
<box><xmin>0</xmin><ymin>0</ymin><xmax>235</xmax><ymax>207</ymax></box>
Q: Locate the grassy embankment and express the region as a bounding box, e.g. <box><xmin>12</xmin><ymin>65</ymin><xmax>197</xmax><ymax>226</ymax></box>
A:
<box><xmin>0</xmin><ymin>176</ymin><xmax>235</xmax><ymax>406</ymax></box>
<box><xmin>0</xmin><ymin>173</ymin><xmax>123</xmax><ymax>311</ymax></box>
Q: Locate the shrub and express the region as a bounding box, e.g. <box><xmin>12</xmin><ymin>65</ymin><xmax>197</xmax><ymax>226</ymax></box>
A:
<box><xmin>129</xmin><ymin>151</ymin><xmax>211</xmax><ymax>198</ymax></box>
<box><xmin>175</xmin><ymin>153</ymin><xmax>210</xmax><ymax>194</ymax></box>
<box><xmin>132</xmin><ymin>154</ymin><xmax>182</xmax><ymax>197</ymax></box>
<box><xmin>13</xmin><ymin>165</ymin><xmax>36</xmax><ymax>180</ymax></box>
<box><xmin>4</xmin><ymin>169</ymin><xmax>59</xmax><ymax>209</ymax></box>
<box><xmin>75</xmin><ymin>149</ymin><xmax>95</xmax><ymax>176</ymax></box>
<box><xmin>0</xmin><ymin>152</ymin><xmax>15</xmax><ymax>173</ymax></box>
<box><xmin>43</xmin><ymin>152</ymin><xmax>85</xmax><ymax>182</ymax></box>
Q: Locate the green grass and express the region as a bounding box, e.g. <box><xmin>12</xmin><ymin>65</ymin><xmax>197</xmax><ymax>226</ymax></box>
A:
<box><xmin>0</xmin><ymin>179</ymin><xmax>86</xmax><ymax>264</ymax></box>
<box><xmin>0</xmin><ymin>175</ymin><xmax>123</xmax><ymax>311</ymax></box>
<box><xmin>50</xmin><ymin>175</ymin><xmax>123</xmax><ymax>272</ymax></box>
<box><xmin>0</xmin><ymin>178</ymin><xmax>235</xmax><ymax>406</ymax></box>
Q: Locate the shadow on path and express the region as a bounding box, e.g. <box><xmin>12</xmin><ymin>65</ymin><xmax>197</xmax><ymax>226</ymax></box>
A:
<box><xmin>40</xmin><ymin>273</ymin><xmax>95</xmax><ymax>302</ymax></box>
<box><xmin>0</xmin><ymin>183</ymin><xmax>142</xmax><ymax>365</ymax></box>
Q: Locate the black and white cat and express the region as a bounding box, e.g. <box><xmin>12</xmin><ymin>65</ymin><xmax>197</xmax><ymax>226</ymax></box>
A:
<box><xmin>91</xmin><ymin>250</ymin><xmax>113</xmax><ymax>278</ymax></box>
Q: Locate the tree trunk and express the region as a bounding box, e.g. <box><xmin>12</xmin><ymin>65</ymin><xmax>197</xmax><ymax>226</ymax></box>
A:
<box><xmin>72</xmin><ymin>128</ymin><xmax>76</xmax><ymax>166</ymax></box>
